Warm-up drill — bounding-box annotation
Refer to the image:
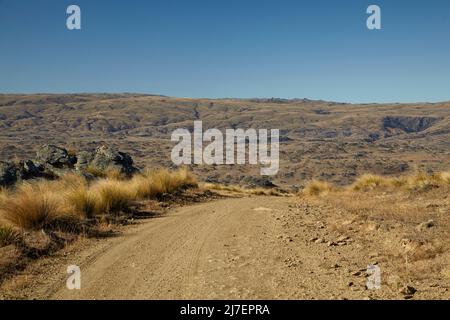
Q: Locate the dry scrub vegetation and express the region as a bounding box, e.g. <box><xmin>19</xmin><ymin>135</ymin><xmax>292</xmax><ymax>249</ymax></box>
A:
<box><xmin>0</xmin><ymin>167</ymin><xmax>198</xmax><ymax>283</ymax></box>
<box><xmin>301</xmin><ymin>171</ymin><xmax>450</xmax><ymax>292</ymax></box>
<box><xmin>302</xmin><ymin>171</ymin><xmax>450</xmax><ymax>196</ymax></box>
<box><xmin>0</xmin><ymin>168</ymin><xmax>197</xmax><ymax>244</ymax></box>
<box><xmin>202</xmin><ymin>183</ymin><xmax>287</xmax><ymax>196</ymax></box>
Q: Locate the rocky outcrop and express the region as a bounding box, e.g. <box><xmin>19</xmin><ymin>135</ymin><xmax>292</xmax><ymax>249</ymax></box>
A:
<box><xmin>383</xmin><ymin>116</ymin><xmax>439</xmax><ymax>133</ymax></box>
<box><xmin>35</xmin><ymin>145</ymin><xmax>76</xmax><ymax>168</ymax></box>
<box><xmin>75</xmin><ymin>145</ymin><xmax>137</xmax><ymax>175</ymax></box>
<box><xmin>0</xmin><ymin>144</ymin><xmax>137</xmax><ymax>186</ymax></box>
<box><xmin>74</xmin><ymin>151</ymin><xmax>95</xmax><ymax>170</ymax></box>
<box><xmin>0</xmin><ymin>161</ymin><xmax>18</xmax><ymax>186</ymax></box>
<box><xmin>16</xmin><ymin>160</ymin><xmax>42</xmax><ymax>179</ymax></box>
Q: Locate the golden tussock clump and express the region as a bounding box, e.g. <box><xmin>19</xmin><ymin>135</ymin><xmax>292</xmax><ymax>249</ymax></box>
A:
<box><xmin>85</xmin><ymin>165</ymin><xmax>126</xmax><ymax>180</ymax></box>
<box><xmin>303</xmin><ymin>180</ymin><xmax>335</xmax><ymax>196</ymax></box>
<box><xmin>134</xmin><ymin>167</ymin><xmax>198</xmax><ymax>198</ymax></box>
<box><xmin>0</xmin><ymin>168</ymin><xmax>198</xmax><ymax>230</ymax></box>
<box><xmin>90</xmin><ymin>179</ymin><xmax>135</xmax><ymax>215</ymax></box>
<box><xmin>0</xmin><ymin>182</ymin><xmax>62</xmax><ymax>230</ymax></box>
<box><xmin>351</xmin><ymin>174</ymin><xmax>392</xmax><ymax>191</ymax></box>
<box><xmin>0</xmin><ymin>187</ymin><xmax>9</xmax><ymax>205</ymax></box>
<box><xmin>0</xmin><ymin>225</ymin><xmax>19</xmax><ymax>247</ymax></box>
<box><xmin>302</xmin><ymin>170</ymin><xmax>450</xmax><ymax>197</ymax></box>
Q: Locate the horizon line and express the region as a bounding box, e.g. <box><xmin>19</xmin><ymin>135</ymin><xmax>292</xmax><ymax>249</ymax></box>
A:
<box><xmin>0</xmin><ymin>91</ymin><xmax>449</xmax><ymax>105</ymax></box>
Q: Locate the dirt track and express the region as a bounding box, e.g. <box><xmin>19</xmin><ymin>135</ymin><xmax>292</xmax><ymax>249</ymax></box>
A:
<box><xmin>52</xmin><ymin>197</ymin><xmax>295</xmax><ymax>299</ymax></box>
<box><xmin>2</xmin><ymin>196</ymin><xmax>448</xmax><ymax>300</ymax></box>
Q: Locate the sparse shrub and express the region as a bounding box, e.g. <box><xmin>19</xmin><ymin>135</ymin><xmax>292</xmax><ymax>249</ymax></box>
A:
<box><xmin>303</xmin><ymin>180</ymin><xmax>334</xmax><ymax>196</ymax></box>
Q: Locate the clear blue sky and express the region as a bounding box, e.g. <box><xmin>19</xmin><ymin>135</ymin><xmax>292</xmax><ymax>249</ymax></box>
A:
<box><xmin>1</xmin><ymin>0</ymin><xmax>449</xmax><ymax>103</ymax></box>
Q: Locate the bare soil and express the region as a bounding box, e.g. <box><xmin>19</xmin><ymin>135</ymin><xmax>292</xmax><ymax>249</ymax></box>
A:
<box><xmin>1</xmin><ymin>194</ymin><xmax>448</xmax><ymax>300</ymax></box>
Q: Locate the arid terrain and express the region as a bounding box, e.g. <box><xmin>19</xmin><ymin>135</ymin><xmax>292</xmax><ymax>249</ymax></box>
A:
<box><xmin>0</xmin><ymin>94</ymin><xmax>449</xmax><ymax>300</ymax></box>
<box><xmin>1</xmin><ymin>184</ymin><xmax>449</xmax><ymax>300</ymax></box>
<box><xmin>1</xmin><ymin>94</ymin><xmax>449</xmax><ymax>187</ymax></box>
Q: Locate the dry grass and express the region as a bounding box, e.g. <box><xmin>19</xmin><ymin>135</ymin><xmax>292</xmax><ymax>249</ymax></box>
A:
<box><xmin>64</xmin><ymin>186</ymin><xmax>100</xmax><ymax>219</ymax></box>
<box><xmin>202</xmin><ymin>183</ymin><xmax>285</xmax><ymax>196</ymax></box>
<box><xmin>302</xmin><ymin>171</ymin><xmax>450</xmax><ymax>195</ymax></box>
<box><xmin>405</xmin><ymin>172</ymin><xmax>447</xmax><ymax>191</ymax></box>
<box><xmin>351</xmin><ymin>174</ymin><xmax>391</xmax><ymax>191</ymax></box>
<box><xmin>0</xmin><ymin>225</ymin><xmax>19</xmax><ymax>247</ymax></box>
<box><xmin>0</xmin><ymin>183</ymin><xmax>61</xmax><ymax>230</ymax></box>
<box><xmin>55</xmin><ymin>173</ymin><xmax>100</xmax><ymax>219</ymax></box>
<box><xmin>90</xmin><ymin>179</ymin><xmax>134</xmax><ymax>215</ymax></box>
<box><xmin>303</xmin><ymin>180</ymin><xmax>335</xmax><ymax>196</ymax></box>
<box><xmin>440</xmin><ymin>171</ymin><xmax>450</xmax><ymax>184</ymax></box>
<box><xmin>135</xmin><ymin>167</ymin><xmax>198</xmax><ymax>198</ymax></box>
<box><xmin>0</xmin><ymin>187</ymin><xmax>9</xmax><ymax>205</ymax></box>
<box><xmin>85</xmin><ymin>165</ymin><xmax>125</xmax><ymax>180</ymax></box>
<box><xmin>0</xmin><ymin>168</ymin><xmax>198</xmax><ymax>230</ymax></box>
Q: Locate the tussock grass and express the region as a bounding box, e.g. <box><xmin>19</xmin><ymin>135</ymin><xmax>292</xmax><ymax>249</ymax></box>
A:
<box><xmin>0</xmin><ymin>183</ymin><xmax>61</xmax><ymax>230</ymax></box>
<box><xmin>0</xmin><ymin>168</ymin><xmax>198</xmax><ymax>230</ymax></box>
<box><xmin>136</xmin><ymin>167</ymin><xmax>198</xmax><ymax>198</ymax></box>
<box><xmin>85</xmin><ymin>166</ymin><xmax>125</xmax><ymax>180</ymax></box>
<box><xmin>405</xmin><ymin>172</ymin><xmax>445</xmax><ymax>191</ymax></box>
<box><xmin>90</xmin><ymin>179</ymin><xmax>135</xmax><ymax>215</ymax></box>
<box><xmin>65</xmin><ymin>186</ymin><xmax>100</xmax><ymax>219</ymax></box>
<box><xmin>440</xmin><ymin>171</ymin><xmax>450</xmax><ymax>184</ymax></box>
<box><xmin>303</xmin><ymin>180</ymin><xmax>335</xmax><ymax>196</ymax></box>
<box><xmin>0</xmin><ymin>225</ymin><xmax>19</xmax><ymax>247</ymax></box>
<box><xmin>302</xmin><ymin>170</ymin><xmax>450</xmax><ymax>197</ymax></box>
<box><xmin>0</xmin><ymin>187</ymin><xmax>9</xmax><ymax>205</ymax></box>
<box><xmin>350</xmin><ymin>171</ymin><xmax>450</xmax><ymax>192</ymax></box>
<box><xmin>56</xmin><ymin>173</ymin><xmax>99</xmax><ymax>219</ymax></box>
<box><xmin>351</xmin><ymin>174</ymin><xmax>391</xmax><ymax>191</ymax></box>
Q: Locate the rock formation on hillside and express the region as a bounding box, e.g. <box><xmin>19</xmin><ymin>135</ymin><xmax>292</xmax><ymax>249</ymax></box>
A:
<box><xmin>0</xmin><ymin>145</ymin><xmax>137</xmax><ymax>187</ymax></box>
<box><xmin>382</xmin><ymin>116</ymin><xmax>439</xmax><ymax>133</ymax></box>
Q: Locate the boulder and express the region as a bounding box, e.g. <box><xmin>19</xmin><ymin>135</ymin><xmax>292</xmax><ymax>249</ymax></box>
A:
<box><xmin>75</xmin><ymin>151</ymin><xmax>95</xmax><ymax>170</ymax></box>
<box><xmin>0</xmin><ymin>161</ymin><xmax>17</xmax><ymax>186</ymax></box>
<box><xmin>77</xmin><ymin>145</ymin><xmax>137</xmax><ymax>175</ymax></box>
<box><xmin>17</xmin><ymin>160</ymin><xmax>42</xmax><ymax>179</ymax></box>
<box><xmin>35</xmin><ymin>145</ymin><xmax>76</xmax><ymax>168</ymax></box>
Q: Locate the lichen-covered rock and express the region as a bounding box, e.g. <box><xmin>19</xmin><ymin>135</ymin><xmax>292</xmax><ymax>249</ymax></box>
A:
<box><xmin>0</xmin><ymin>161</ymin><xmax>17</xmax><ymax>186</ymax></box>
<box><xmin>17</xmin><ymin>160</ymin><xmax>42</xmax><ymax>179</ymax></box>
<box><xmin>74</xmin><ymin>151</ymin><xmax>95</xmax><ymax>170</ymax></box>
<box><xmin>76</xmin><ymin>145</ymin><xmax>137</xmax><ymax>175</ymax></box>
<box><xmin>35</xmin><ymin>145</ymin><xmax>76</xmax><ymax>168</ymax></box>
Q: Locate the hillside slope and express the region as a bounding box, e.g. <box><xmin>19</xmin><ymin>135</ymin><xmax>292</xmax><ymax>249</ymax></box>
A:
<box><xmin>1</xmin><ymin>94</ymin><xmax>449</xmax><ymax>187</ymax></box>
